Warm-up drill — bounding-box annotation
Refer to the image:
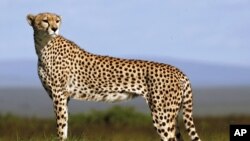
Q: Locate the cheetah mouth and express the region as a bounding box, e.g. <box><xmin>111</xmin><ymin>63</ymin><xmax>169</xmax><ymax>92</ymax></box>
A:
<box><xmin>49</xmin><ymin>33</ymin><xmax>58</xmax><ymax>37</ymax></box>
<box><xmin>48</xmin><ymin>29</ymin><xmax>59</xmax><ymax>37</ymax></box>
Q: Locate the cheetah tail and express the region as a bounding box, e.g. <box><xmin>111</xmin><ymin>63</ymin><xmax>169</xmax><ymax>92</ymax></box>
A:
<box><xmin>182</xmin><ymin>80</ymin><xmax>201</xmax><ymax>141</ymax></box>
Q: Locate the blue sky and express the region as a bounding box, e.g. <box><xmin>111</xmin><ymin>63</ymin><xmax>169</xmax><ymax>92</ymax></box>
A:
<box><xmin>1</xmin><ymin>0</ymin><xmax>250</xmax><ymax>68</ymax></box>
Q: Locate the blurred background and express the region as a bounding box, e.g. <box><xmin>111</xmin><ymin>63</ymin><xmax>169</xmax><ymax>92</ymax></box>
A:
<box><xmin>0</xmin><ymin>0</ymin><xmax>250</xmax><ymax>118</ymax></box>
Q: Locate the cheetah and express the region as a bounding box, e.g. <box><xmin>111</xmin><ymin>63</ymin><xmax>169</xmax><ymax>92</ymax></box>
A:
<box><xmin>27</xmin><ymin>12</ymin><xmax>201</xmax><ymax>141</ymax></box>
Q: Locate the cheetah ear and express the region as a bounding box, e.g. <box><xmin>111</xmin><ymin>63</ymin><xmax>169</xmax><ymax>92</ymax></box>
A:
<box><xmin>58</xmin><ymin>15</ymin><xmax>62</xmax><ymax>21</ymax></box>
<box><xmin>27</xmin><ymin>14</ymin><xmax>35</xmax><ymax>26</ymax></box>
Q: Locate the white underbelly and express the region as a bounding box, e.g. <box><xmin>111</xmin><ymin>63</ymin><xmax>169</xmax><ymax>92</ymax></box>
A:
<box><xmin>101</xmin><ymin>92</ymin><xmax>135</xmax><ymax>102</ymax></box>
<box><xmin>71</xmin><ymin>92</ymin><xmax>137</xmax><ymax>103</ymax></box>
<box><xmin>66</xmin><ymin>79</ymin><xmax>140</xmax><ymax>103</ymax></box>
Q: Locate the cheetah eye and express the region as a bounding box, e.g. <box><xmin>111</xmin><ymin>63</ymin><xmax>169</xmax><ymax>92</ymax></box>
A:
<box><xmin>56</xmin><ymin>20</ymin><xmax>60</xmax><ymax>23</ymax></box>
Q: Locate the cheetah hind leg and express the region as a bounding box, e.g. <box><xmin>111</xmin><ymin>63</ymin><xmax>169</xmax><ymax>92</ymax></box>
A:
<box><xmin>148</xmin><ymin>99</ymin><xmax>179</xmax><ymax>141</ymax></box>
<box><xmin>150</xmin><ymin>106</ymin><xmax>178</xmax><ymax>141</ymax></box>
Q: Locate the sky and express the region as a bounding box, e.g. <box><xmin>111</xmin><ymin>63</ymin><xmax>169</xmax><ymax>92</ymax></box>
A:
<box><xmin>0</xmin><ymin>0</ymin><xmax>250</xmax><ymax>68</ymax></box>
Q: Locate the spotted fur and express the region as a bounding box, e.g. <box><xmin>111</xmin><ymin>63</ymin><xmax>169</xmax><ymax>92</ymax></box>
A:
<box><xmin>27</xmin><ymin>12</ymin><xmax>201</xmax><ymax>141</ymax></box>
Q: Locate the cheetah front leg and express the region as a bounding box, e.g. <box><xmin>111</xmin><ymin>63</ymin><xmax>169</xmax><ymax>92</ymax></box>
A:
<box><xmin>52</xmin><ymin>92</ymin><xmax>69</xmax><ymax>141</ymax></box>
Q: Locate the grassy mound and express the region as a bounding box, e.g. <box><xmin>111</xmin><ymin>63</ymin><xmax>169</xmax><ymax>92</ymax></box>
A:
<box><xmin>0</xmin><ymin>106</ymin><xmax>249</xmax><ymax>141</ymax></box>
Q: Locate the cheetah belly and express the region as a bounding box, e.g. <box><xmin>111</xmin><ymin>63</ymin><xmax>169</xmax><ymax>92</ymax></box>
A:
<box><xmin>66</xmin><ymin>84</ymin><xmax>138</xmax><ymax>103</ymax></box>
<box><xmin>70</xmin><ymin>91</ymin><xmax>137</xmax><ymax>103</ymax></box>
<box><xmin>94</xmin><ymin>92</ymin><xmax>134</xmax><ymax>102</ymax></box>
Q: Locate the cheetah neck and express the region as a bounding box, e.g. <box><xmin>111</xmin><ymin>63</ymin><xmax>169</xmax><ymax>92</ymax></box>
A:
<box><xmin>33</xmin><ymin>31</ymin><xmax>53</xmax><ymax>56</ymax></box>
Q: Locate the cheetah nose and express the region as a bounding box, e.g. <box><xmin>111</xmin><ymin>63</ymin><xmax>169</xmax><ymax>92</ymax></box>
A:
<box><xmin>52</xmin><ymin>27</ymin><xmax>58</xmax><ymax>32</ymax></box>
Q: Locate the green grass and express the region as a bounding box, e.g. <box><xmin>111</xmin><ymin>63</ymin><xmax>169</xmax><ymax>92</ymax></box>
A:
<box><xmin>0</xmin><ymin>106</ymin><xmax>250</xmax><ymax>141</ymax></box>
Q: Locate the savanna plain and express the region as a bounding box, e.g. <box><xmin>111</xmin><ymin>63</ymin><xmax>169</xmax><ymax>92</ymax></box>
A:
<box><xmin>1</xmin><ymin>106</ymin><xmax>249</xmax><ymax>141</ymax></box>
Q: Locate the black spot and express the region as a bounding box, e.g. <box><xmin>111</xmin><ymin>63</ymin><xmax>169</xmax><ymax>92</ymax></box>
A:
<box><xmin>193</xmin><ymin>136</ymin><xmax>199</xmax><ymax>141</ymax></box>
<box><xmin>176</xmin><ymin>133</ymin><xmax>181</xmax><ymax>138</ymax></box>
<box><xmin>191</xmin><ymin>131</ymin><xmax>196</xmax><ymax>136</ymax></box>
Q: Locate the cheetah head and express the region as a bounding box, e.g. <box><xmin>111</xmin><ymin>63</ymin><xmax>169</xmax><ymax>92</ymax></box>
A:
<box><xmin>27</xmin><ymin>12</ymin><xmax>61</xmax><ymax>37</ymax></box>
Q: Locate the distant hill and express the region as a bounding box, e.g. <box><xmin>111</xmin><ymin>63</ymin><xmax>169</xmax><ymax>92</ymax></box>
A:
<box><xmin>0</xmin><ymin>87</ymin><xmax>249</xmax><ymax>117</ymax></box>
<box><xmin>140</xmin><ymin>56</ymin><xmax>250</xmax><ymax>87</ymax></box>
<box><xmin>0</xmin><ymin>60</ymin><xmax>40</xmax><ymax>87</ymax></box>
<box><xmin>0</xmin><ymin>57</ymin><xmax>250</xmax><ymax>87</ymax></box>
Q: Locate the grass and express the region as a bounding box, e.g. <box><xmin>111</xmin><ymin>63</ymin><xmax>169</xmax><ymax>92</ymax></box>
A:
<box><xmin>0</xmin><ymin>106</ymin><xmax>250</xmax><ymax>141</ymax></box>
